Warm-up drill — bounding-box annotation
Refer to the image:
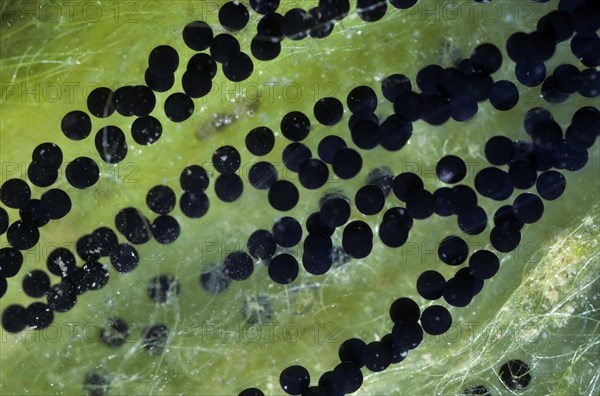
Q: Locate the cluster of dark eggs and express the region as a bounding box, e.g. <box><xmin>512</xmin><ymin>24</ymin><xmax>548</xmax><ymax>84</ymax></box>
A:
<box><xmin>1</xmin><ymin>0</ymin><xmax>598</xmax><ymax>395</ymax></box>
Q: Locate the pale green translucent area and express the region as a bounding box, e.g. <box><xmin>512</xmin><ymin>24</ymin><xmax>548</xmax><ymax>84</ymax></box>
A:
<box><xmin>0</xmin><ymin>0</ymin><xmax>598</xmax><ymax>395</ymax></box>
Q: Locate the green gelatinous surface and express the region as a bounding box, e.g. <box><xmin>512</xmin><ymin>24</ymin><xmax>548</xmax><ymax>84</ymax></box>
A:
<box><xmin>0</xmin><ymin>0</ymin><xmax>598</xmax><ymax>395</ymax></box>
